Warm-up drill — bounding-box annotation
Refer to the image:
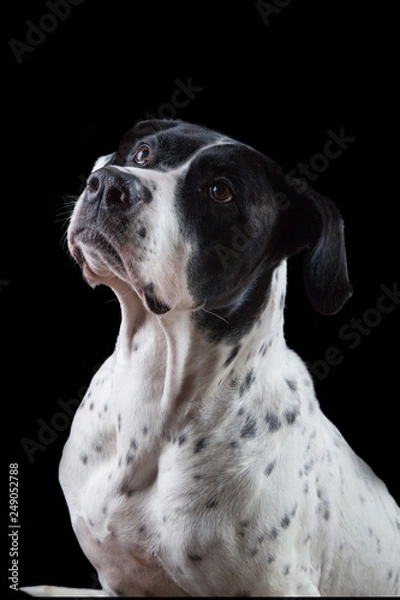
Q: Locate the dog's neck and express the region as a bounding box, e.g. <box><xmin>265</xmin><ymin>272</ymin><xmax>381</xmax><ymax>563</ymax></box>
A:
<box><xmin>111</xmin><ymin>261</ymin><xmax>287</xmax><ymax>417</ymax></box>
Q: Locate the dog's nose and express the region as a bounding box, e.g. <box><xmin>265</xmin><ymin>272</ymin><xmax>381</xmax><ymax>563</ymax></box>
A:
<box><xmin>85</xmin><ymin>167</ymin><xmax>151</xmax><ymax>209</ymax></box>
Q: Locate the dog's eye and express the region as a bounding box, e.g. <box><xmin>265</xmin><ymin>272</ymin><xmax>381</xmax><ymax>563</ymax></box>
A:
<box><xmin>209</xmin><ymin>180</ymin><xmax>233</xmax><ymax>203</ymax></box>
<box><xmin>133</xmin><ymin>144</ymin><xmax>151</xmax><ymax>166</ymax></box>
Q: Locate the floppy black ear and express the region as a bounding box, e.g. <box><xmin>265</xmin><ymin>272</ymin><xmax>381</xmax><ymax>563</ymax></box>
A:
<box><xmin>299</xmin><ymin>186</ymin><xmax>353</xmax><ymax>314</ymax></box>
<box><xmin>265</xmin><ymin>159</ymin><xmax>353</xmax><ymax>315</ymax></box>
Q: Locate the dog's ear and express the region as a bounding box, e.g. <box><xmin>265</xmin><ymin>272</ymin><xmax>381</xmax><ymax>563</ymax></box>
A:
<box><xmin>265</xmin><ymin>158</ymin><xmax>353</xmax><ymax>315</ymax></box>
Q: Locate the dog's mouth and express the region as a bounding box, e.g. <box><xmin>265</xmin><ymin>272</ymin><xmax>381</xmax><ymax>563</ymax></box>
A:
<box><xmin>69</xmin><ymin>229</ymin><xmax>171</xmax><ymax>315</ymax></box>
<box><xmin>71</xmin><ymin>244</ymin><xmax>86</xmax><ymax>270</ymax></box>
<box><xmin>69</xmin><ymin>229</ymin><xmax>123</xmax><ymax>283</ymax></box>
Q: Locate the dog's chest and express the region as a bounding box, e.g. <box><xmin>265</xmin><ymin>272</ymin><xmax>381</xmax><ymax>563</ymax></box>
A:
<box><xmin>59</xmin><ymin>345</ymin><xmax>314</xmax><ymax>595</ymax></box>
<box><xmin>59</xmin><ymin>347</ymin><xmax>164</xmax><ymax>504</ymax></box>
<box><xmin>59</xmin><ymin>353</ymin><xmax>187</xmax><ymax>594</ymax></box>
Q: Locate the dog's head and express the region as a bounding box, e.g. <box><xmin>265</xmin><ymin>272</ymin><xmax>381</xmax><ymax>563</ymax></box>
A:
<box><xmin>68</xmin><ymin>119</ymin><xmax>352</xmax><ymax>335</ymax></box>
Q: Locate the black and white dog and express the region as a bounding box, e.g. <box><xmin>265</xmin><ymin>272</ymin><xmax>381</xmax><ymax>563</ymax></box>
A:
<box><xmin>24</xmin><ymin>120</ymin><xmax>400</xmax><ymax>596</ymax></box>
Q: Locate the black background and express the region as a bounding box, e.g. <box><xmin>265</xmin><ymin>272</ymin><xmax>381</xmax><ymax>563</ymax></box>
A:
<box><xmin>2</xmin><ymin>0</ymin><xmax>399</xmax><ymax>594</ymax></box>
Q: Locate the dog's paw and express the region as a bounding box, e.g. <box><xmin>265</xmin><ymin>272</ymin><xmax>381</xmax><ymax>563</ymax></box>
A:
<box><xmin>20</xmin><ymin>585</ymin><xmax>108</xmax><ymax>597</ymax></box>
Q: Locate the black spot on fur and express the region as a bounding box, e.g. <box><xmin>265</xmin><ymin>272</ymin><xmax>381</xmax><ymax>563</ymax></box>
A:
<box><xmin>80</xmin><ymin>453</ymin><xmax>88</xmax><ymax>465</ymax></box>
<box><xmin>281</xmin><ymin>514</ymin><xmax>291</xmax><ymax>529</ymax></box>
<box><xmin>239</xmin><ymin>369</ymin><xmax>255</xmax><ymax>397</ymax></box>
<box><xmin>188</xmin><ymin>553</ymin><xmax>203</xmax><ymax>562</ymax></box>
<box><xmin>178</xmin><ymin>433</ymin><xmax>187</xmax><ymax>445</ymax></box>
<box><xmin>269</xmin><ymin>527</ymin><xmax>278</xmax><ymax>540</ymax></box>
<box><xmin>285</xmin><ymin>407</ymin><xmax>300</xmax><ymax>425</ymax></box>
<box><xmin>259</xmin><ymin>341</ymin><xmax>269</xmax><ymax>356</ymax></box>
<box><xmin>224</xmin><ymin>344</ymin><xmax>241</xmax><ymax>367</ymax></box>
<box><xmin>229</xmin><ymin>377</ymin><xmax>239</xmax><ymax>390</ymax></box>
<box><xmin>206</xmin><ymin>497</ymin><xmax>219</xmax><ymax>509</ymax></box>
<box><xmin>264</xmin><ymin>460</ymin><xmax>276</xmax><ymax>476</ymax></box>
<box><xmin>376</xmin><ymin>537</ymin><xmax>381</xmax><ymax>554</ymax></box>
<box><xmin>304</xmin><ymin>458</ymin><xmax>315</xmax><ymax>474</ymax></box>
<box><xmin>126</xmin><ymin>452</ymin><xmax>135</xmax><ymax>465</ymax></box>
<box><xmin>285</xmin><ymin>378</ymin><xmax>297</xmax><ymax>391</ymax></box>
<box><xmin>194</xmin><ymin>437</ymin><xmax>207</xmax><ymax>453</ymax></box>
<box><xmin>265</xmin><ymin>412</ymin><xmax>281</xmax><ymax>433</ymax></box>
<box><xmin>237</xmin><ymin>520</ymin><xmax>251</xmax><ymax>538</ymax></box>
<box><xmin>316</xmin><ymin>498</ymin><xmax>331</xmax><ymax>521</ymax></box>
<box><xmin>240</xmin><ymin>416</ymin><xmax>257</xmax><ymax>439</ymax></box>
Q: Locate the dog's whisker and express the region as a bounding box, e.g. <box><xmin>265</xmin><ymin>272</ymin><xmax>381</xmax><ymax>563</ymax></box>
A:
<box><xmin>104</xmin><ymin>285</ymin><xmax>136</xmax><ymax>304</ymax></box>
<box><xmin>199</xmin><ymin>306</ymin><xmax>230</xmax><ymax>325</ymax></box>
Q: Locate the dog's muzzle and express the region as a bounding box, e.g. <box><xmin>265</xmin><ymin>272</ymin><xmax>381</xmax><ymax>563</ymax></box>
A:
<box><xmin>85</xmin><ymin>167</ymin><xmax>152</xmax><ymax>210</ymax></box>
<box><xmin>68</xmin><ymin>166</ymin><xmax>171</xmax><ymax>315</ymax></box>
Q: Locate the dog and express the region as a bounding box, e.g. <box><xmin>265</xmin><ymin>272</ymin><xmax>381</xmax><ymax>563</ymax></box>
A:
<box><xmin>23</xmin><ymin>119</ymin><xmax>400</xmax><ymax>596</ymax></box>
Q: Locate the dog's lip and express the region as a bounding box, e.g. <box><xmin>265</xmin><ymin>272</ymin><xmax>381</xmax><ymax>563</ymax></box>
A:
<box><xmin>69</xmin><ymin>228</ymin><xmax>124</xmax><ymax>269</ymax></box>
<box><xmin>69</xmin><ymin>241</ymin><xmax>102</xmax><ymax>285</ymax></box>
<box><xmin>69</xmin><ymin>229</ymin><xmax>171</xmax><ymax>314</ymax></box>
<box><xmin>70</xmin><ymin>242</ymin><xmax>85</xmax><ymax>268</ymax></box>
<box><xmin>68</xmin><ymin>228</ymin><xmax>123</xmax><ymax>286</ymax></box>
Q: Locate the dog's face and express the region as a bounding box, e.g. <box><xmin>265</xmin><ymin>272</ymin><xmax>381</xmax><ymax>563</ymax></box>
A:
<box><xmin>68</xmin><ymin>119</ymin><xmax>352</xmax><ymax>335</ymax></box>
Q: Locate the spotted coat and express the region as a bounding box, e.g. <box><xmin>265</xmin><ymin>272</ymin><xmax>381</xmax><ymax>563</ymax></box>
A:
<box><xmin>26</xmin><ymin>120</ymin><xmax>400</xmax><ymax>597</ymax></box>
